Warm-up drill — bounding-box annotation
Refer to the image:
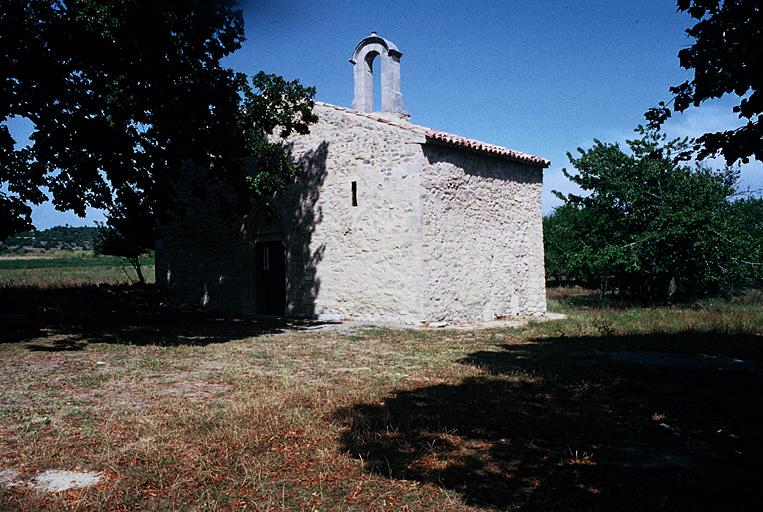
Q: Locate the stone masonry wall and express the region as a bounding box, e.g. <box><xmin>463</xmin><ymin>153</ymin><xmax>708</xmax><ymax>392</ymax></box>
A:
<box><xmin>155</xmin><ymin>177</ymin><xmax>244</xmax><ymax>313</ymax></box>
<box><xmin>420</xmin><ymin>145</ymin><xmax>547</xmax><ymax>321</ymax></box>
<box><xmin>274</xmin><ymin>103</ymin><xmax>426</xmax><ymax>323</ymax></box>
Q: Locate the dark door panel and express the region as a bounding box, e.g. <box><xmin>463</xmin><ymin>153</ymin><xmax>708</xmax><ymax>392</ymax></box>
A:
<box><xmin>255</xmin><ymin>241</ymin><xmax>285</xmax><ymax>315</ymax></box>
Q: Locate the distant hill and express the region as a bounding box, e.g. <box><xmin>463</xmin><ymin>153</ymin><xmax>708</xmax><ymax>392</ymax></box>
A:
<box><xmin>0</xmin><ymin>226</ymin><xmax>99</xmax><ymax>254</ymax></box>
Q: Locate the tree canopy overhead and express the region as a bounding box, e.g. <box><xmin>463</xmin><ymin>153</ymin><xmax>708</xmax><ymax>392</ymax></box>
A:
<box><xmin>646</xmin><ymin>0</ymin><xmax>762</xmax><ymax>164</ymax></box>
<box><xmin>0</xmin><ymin>0</ymin><xmax>317</xmax><ymax>241</ymax></box>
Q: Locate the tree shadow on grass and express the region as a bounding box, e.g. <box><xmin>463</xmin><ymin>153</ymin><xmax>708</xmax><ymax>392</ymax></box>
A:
<box><xmin>0</xmin><ymin>283</ymin><xmax>337</xmax><ymax>349</ymax></box>
<box><xmin>334</xmin><ymin>333</ymin><xmax>763</xmax><ymax>511</ymax></box>
<box><xmin>18</xmin><ymin>316</ymin><xmax>300</xmax><ymax>351</ymax></box>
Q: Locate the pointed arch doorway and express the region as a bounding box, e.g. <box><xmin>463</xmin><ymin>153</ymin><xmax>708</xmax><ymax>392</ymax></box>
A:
<box><xmin>247</xmin><ymin>206</ymin><xmax>286</xmax><ymax>316</ymax></box>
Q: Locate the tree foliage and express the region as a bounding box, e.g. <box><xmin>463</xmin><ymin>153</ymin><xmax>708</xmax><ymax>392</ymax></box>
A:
<box><xmin>0</xmin><ymin>0</ymin><xmax>317</xmax><ymax>243</ymax></box>
<box><xmin>543</xmin><ymin>204</ymin><xmax>588</xmax><ymax>285</ymax></box>
<box><xmin>646</xmin><ymin>0</ymin><xmax>762</xmax><ymax>164</ymax></box>
<box><xmin>243</xmin><ymin>72</ymin><xmax>319</xmax><ymax>198</ymax></box>
<box><xmin>548</xmin><ymin>126</ymin><xmax>761</xmax><ymax>301</ymax></box>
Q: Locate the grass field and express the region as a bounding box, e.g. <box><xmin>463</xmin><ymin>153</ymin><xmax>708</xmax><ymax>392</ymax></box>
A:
<box><xmin>1</xmin><ymin>282</ymin><xmax>762</xmax><ymax>510</ymax></box>
<box><xmin>0</xmin><ymin>252</ymin><xmax>154</xmax><ymax>287</ymax></box>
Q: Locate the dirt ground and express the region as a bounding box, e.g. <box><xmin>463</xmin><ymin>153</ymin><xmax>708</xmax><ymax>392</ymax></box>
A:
<box><xmin>1</xmin><ymin>289</ymin><xmax>762</xmax><ymax>510</ymax></box>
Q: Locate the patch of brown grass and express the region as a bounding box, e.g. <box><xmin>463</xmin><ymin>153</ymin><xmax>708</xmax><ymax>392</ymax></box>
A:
<box><xmin>1</xmin><ymin>295</ymin><xmax>763</xmax><ymax>510</ymax></box>
<box><xmin>1</xmin><ymin>321</ymin><xmax>496</xmax><ymax>511</ymax></box>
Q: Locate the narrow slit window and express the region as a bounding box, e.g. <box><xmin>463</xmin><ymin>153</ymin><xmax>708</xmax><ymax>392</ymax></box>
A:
<box><xmin>351</xmin><ymin>181</ymin><xmax>358</xmax><ymax>207</ymax></box>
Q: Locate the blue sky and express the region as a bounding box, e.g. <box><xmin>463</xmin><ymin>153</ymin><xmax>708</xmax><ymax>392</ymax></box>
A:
<box><xmin>9</xmin><ymin>0</ymin><xmax>763</xmax><ymax>228</ymax></box>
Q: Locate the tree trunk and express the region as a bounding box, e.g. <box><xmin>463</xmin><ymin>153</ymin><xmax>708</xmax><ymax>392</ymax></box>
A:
<box><xmin>130</xmin><ymin>257</ymin><xmax>145</xmax><ymax>284</ymax></box>
<box><xmin>599</xmin><ymin>276</ymin><xmax>608</xmax><ymax>299</ymax></box>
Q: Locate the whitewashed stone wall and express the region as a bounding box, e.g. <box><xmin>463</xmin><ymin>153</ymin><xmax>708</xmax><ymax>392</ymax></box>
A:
<box><xmin>420</xmin><ymin>145</ymin><xmax>547</xmax><ymax>321</ymax></box>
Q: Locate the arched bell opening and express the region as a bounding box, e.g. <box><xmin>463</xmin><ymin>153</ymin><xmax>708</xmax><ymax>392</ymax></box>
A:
<box><xmin>365</xmin><ymin>50</ymin><xmax>382</xmax><ymax>112</ymax></box>
<box><xmin>350</xmin><ymin>32</ymin><xmax>404</xmax><ymax>116</ymax></box>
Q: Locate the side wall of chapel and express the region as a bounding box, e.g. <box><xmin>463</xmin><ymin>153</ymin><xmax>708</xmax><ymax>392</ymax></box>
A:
<box><xmin>420</xmin><ymin>145</ymin><xmax>547</xmax><ymax>321</ymax></box>
<box><xmin>155</xmin><ymin>177</ymin><xmax>245</xmax><ymax>313</ymax></box>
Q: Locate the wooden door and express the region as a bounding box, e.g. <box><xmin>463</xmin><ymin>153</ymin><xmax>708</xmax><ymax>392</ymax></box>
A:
<box><xmin>255</xmin><ymin>241</ymin><xmax>285</xmax><ymax>315</ymax></box>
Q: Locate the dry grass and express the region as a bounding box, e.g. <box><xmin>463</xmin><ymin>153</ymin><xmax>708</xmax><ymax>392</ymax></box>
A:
<box><xmin>1</xmin><ymin>321</ymin><xmax>493</xmax><ymax>511</ymax></box>
<box><xmin>0</xmin><ymin>265</ymin><xmax>155</xmax><ymax>287</ymax></box>
<box><xmin>0</xmin><ymin>252</ymin><xmax>154</xmax><ymax>287</ymax></box>
<box><xmin>1</xmin><ymin>288</ymin><xmax>762</xmax><ymax>510</ymax></box>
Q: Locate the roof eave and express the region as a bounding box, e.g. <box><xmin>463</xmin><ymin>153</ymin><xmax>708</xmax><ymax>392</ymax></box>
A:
<box><xmin>423</xmin><ymin>135</ymin><xmax>550</xmax><ymax>168</ymax></box>
<box><xmin>314</xmin><ymin>101</ymin><xmax>551</xmax><ymax>168</ymax></box>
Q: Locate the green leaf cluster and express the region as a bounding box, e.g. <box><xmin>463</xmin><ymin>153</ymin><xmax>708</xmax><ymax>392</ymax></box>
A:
<box><xmin>241</xmin><ymin>72</ymin><xmax>318</xmax><ymax>198</ymax></box>
<box><xmin>547</xmin><ymin>126</ymin><xmax>762</xmax><ymax>301</ymax></box>
<box><xmin>646</xmin><ymin>0</ymin><xmax>762</xmax><ymax>164</ymax></box>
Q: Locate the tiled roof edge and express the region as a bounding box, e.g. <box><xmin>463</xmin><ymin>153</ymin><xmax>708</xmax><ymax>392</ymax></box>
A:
<box><xmin>315</xmin><ymin>101</ymin><xmax>551</xmax><ymax>168</ymax></box>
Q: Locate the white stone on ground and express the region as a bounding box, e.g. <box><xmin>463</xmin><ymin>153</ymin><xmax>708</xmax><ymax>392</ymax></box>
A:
<box><xmin>0</xmin><ymin>469</ymin><xmax>22</xmax><ymax>488</ymax></box>
<box><xmin>28</xmin><ymin>470</ymin><xmax>102</xmax><ymax>492</ymax></box>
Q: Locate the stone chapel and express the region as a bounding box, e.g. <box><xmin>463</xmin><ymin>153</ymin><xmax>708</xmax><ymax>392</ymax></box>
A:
<box><xmin>156</xmin><ymin>33</ymin><xmax>550</xmax><ymax>324</ymax></box>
